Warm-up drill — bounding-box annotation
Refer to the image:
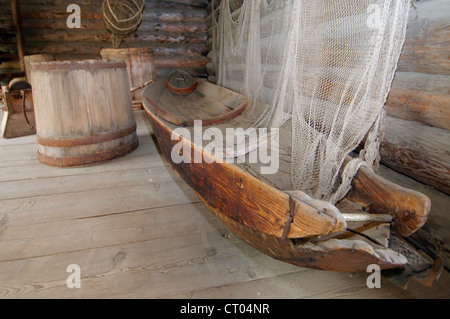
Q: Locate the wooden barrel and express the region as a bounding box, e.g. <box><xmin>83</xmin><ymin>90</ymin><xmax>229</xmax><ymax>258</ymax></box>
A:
<box><xmin>30</xmin><ymin>59</ymin><xmax>139</xmax><ymax>167</ymax></box>
<box><xmin>100</xmin><ymin>47</ymin><xmax>157</xmax><ymax>106</ymax></box>
<box><xmin>24</xmin><ymin>54</ymin><xmax>55</xmax><ymax>84</ymax></box>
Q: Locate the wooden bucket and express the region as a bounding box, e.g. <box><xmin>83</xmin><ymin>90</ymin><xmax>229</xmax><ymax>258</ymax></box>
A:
<box><xmin>24</xmin><ymin>54</ymin><xmax>55</xmax><ymax>84</ymax></box>
<box><xmin>30</xmin><ymin>59</ymin><xmax>139</xmax><ymax>167</ymax></box>
<box><xmin>100</xmin><ymin>47</ymin><xmax>156</xmax><ymax>107</ymax></box>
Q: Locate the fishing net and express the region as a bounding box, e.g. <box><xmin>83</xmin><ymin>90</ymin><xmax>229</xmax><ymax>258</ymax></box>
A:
<box><xmin>211</xmin><ymin>0</ymin><xmax>409</xmax><ymax>202</ymax></box>
<box><xmin>102</xmin><ymin>0</ymin><xmax>145</xmax><ymax>48</ymax></box>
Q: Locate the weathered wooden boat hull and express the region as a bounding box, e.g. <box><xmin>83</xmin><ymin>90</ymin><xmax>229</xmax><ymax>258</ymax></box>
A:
<box><xmin>142</xmin><ymin>73</ymin><xmax>431</xmax><ymax>272</ymax></box>
<box><xmin>144</xmin><ymin>104</ymin><xmax>407</xmax><ymax>272</ymax></box>
<box><xmin>209</xmin><ymin>205</ymin><xmax>405</xmax><ymax>272</ymax></box>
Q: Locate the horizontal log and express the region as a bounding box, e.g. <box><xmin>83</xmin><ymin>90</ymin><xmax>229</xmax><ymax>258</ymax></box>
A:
<box><xmin>386</xmin><ymin>72</ymin><xmax>450</xmax><ymax>131</ymax></box>
<box><xmin>0</xmin><ymin>19</ymin><xmax>14</xmax><ymax>28</ymax></box>
<box><xmin>207</xmin><ymin>0</ymin><xmax>370</xmax><ymax>30</ymax></box>
<box><xmin>214</xmin><ymin>59</ymin><xmax>450</xmax><ymax>131</ymax></box>
<box><xmin>162</xmin><ymin>0</ymin><xmax>209</xmax><ymax>8</ymax></box>
<box><xmin>19</xmin><ymin>5</ymin><xmax>206</xmax><ymax>22</ymax></box>
<box><xmin>11</xmin><ymin>0</ymin><xmax>203</xmax><ymax>8</ymax></box>
<box><xmin>156</xmin><ymin>67</ymin><xmax>207</xmax><ymax>78</ymax></box>
<box><xmin>0</xmin><ymin>26</ymin><xmax>17</xmax><ymax>35</ymax></box>
<box><xmin>217</xmin><ymin>63</ymin><xmax>382</xmax><ymax>105</ymax></box>
<box><xmin>386</xmin><ymin>88</ymin><xmax>450</xmax><ymax>131</ymax></box>
<box><xmin>20</xmin><ymin>5</ymin><xmax>103</xmax><ymax>20</ymax></box>
<box><xmin>23</xmin><ymin>30</ymin><xmax>110</xmax><ymax>43</ymax></box>
<box><xmin>0</xmin><ymin>43</ymin><xmax>18</xmax><ymax>53</ymax></box>
<box><xmin>12</xmin><ymin>0</ymin><xmax>209</xmax><ymax>78</ymax></box>
<box><xmin>24</xmin><ymin>43</ymin><xmax>208</xmax><ymax>59</ymax></box>
<box><xmin>21</xmin><ymin>18</ymin><xmax>207</xmax><ymax>33</ymax></box>
<box><xmin>0</xmin><ymin>32</ymin><xmax>17</xmax><ymax>42</ymax></box>
<box><xmin>24</xmin><ymin>54</ymin><xmax>207</xmax><ymax>78</ymax></box>
<box><xmin>397</xmin><ymin>0</ymin><xmax>450</xmax><ymax>75</ymax></box>
<box><xmin>23</xmin><ymin>29</ymin><xmax>206</xmax><ymax>45</ymax></box>
<box><xmin>22</xmin><ymin>42</ymin><xmax>102</xmax><ymax>55</ymax></box>
<box><xmin>142</xmin><ymin>8</ymin><xmax>206</xmax><ymax>22</ymax></box>
<box><xmin>208</xmin><ymin>22</ymin><xmax>383</xmax><ymax>70</ymax></box>
<box><xmin>153</xmin><ymin>55</ymin><xmax>208</xmax><ymax>68</ymax></box>
<box><xmin>114</xmin><ymin>41</ymin><xmax>206</xmax><ymax>56</ymax></box>
<box><xmin>0</xmin><ymin>6</ymin><xmax>12</xmax><ymax>16</ymax></box>
<box><xmin>22</xmin><ymin>18</ymin><xmax>104</xmax><ymax>30</ymax></box>
<box><xmin>208</xmin><ymin>0</ymin><xmax>448</xmax><ymax>74</ymax></box>
<box><xmin>5</xmin><ymin>0</ymin><xmax>101</xmax><ymax>5</ymax></box>
<box><xmin>0</xmin><ymin>60</ymin><xmax>20</xmax><ymax>69</ymax></box>
<box><xmin>139</xmin><ymin>21</ymin><xmax>207</xmax><ymax>33</ymax></box>
<box><xmin>132</xmin><ymin>32</ymin><xmax>206</xmax><ymax>44</ymax></box>
<box><xmin>223</xmin><ymin>75</ymin><xmax>450</xmax><ymax>195</ymax></box>
<box><xmin>380</xmin><ymin>116</ymin><xmax>450</xmax><ymax>195</ymax></box>
<box><xmin>390</xmin><ymin>71</ymin><xmax>450</xmax><ymax>95</ymax></box>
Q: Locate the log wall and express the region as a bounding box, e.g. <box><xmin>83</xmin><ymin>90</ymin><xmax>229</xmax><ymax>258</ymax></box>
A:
<box><xmin>0</xmin><ymin>0</ymin><xmax>210</xmax><ymax>81</ymax></box>
<box><xmin>205</xmin><ymin>0</ymin><xmax>450</xmax><ymax>196</ymax></box>
<box><xmin>0</xmin><ymin>0</ymin><xmax>24</xmax><ymax>84</ymax></box>
<box><xmin>383</xmin><ymin>0</ymin><xmax>450</xmax><ymax>195</ymax></box>
<box><xmin>2</xmin><ymin>1</ymin><xmax>447</xmax><ymax>193</ymax></box>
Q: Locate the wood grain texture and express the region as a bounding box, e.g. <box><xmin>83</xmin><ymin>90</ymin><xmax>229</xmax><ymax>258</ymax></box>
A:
<box><xmin>380</xmin><ymin>116</ymin><xmax>450</xmax><ymax>195</ymax></box>
<box><xmin>12</xmin><ymin>0</ymin><xmax>209</xmax><ymax>78</ymax></box>
<box><xmin>146</xmin><ymin>113</ymin><xmax>409</xmax><ymax>271</ymax></box>
<box><xmin>347</xmin><ymin>163</ymin><xmax>431</xmax><ymax>237</ymax></box>
<box><xmin>138</xmin><ymin>73</ymin><xmax>447</xmax><ymax>271</ymax></box>
<box><xmin>0</xmin><ymin>110</ymin><xmax>449</xmax><ymax>298</ymax></box>
<box><xmin>397</xmin><ymin>0</ymin><xmax>450</xmax><ymax>75</ymax></box>
<box><xmin>30</xmin><ymin>60</ymin><xmax>138</xmax><ymax>167</ymax></box>
<box><xmin>101</xmin><ymin>48</ymin><xmax>157</xmax><ymax>103</ymax></box>
<box><xmin>145</xmin><ymin>109</ymin><xmax>345</xmax><ymax>240</ymax></box>
<box><xmin>386</xmin><ymin>72</ymin><xmax>450</xmax><ymax>130</ymax></box>
<box><xmin>1</xmin><ymin>84</ymin><xmax>35</xmax><ymax>138</ymax></box>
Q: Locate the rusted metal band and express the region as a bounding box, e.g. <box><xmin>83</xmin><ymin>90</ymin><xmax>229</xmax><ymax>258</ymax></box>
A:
<box><xmin>281</xmin><ymin>194</ymin><xmax>296</xmax><ymax>241</ymax></box>
<box><xmin>37</xmin><ymin>136</ymin><xmax>139</xmax><ymax>167</ymax></box>
<box><xmin>31</xmin><ymin>61</ymin><xmax>127</xmax><ymax>72</ymax></box>
<box><xmin>37</xmin><ymin>123</ymin><xmax>137</xmax><ymax>147</ymax></box>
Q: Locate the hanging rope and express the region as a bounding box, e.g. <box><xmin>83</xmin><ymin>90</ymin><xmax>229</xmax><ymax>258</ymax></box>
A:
<box><xmin>102</xmin><ymin>0</ymin><xmax>145</xmax><ymax>48</ymax></box>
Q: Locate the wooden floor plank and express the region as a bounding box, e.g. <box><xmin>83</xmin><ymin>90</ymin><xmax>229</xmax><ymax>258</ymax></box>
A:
<box><xmin>0</xmin><ymin>110</ymin><xmax>154</xmax><ymax>167</ymax></box>
<box><xmin>0</xmin><ymin>177</ymin><xmax>200</xmax><ymax>227</ymax></box>
<box><xmin>0</xmin><ymin>165</ymin><xmax>175</xmax><ymax>200</ymax></box>
<box><xmin>0</xmin><ymin>229</ymin><xmax>302</xmax><ymax>299</ymax></box>
<box><xmin>0</xmin><ymin>109</ymin><xmax>449</xmax><ymax>299</ymax></box>
<box><xmin>170</xmin><ymin>266</ymin><xmax>450</xmax><ymax>299</ymax></box>
<box><xmin>0</xmin><ymin>203</ymin><xmax>216</xmax><ymax>261</ymax></box>
<box><xmin>0</xmin><ymin>151</ymin><xmax>167</xmax><ymax>183</ymax></box>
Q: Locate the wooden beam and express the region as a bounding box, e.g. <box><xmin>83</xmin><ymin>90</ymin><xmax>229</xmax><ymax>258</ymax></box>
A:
<box><xmin>397</xmin><ymin>0</ymin><xmax>450</xmax><ymax>75</ymax></box>
<box><xmin>380</xmin><ymin>116</ymin><xmax>450</xmax><ymax>195</ymax></box>
<box><xmin>162</xmin><ymin>0</ymin><xmax>210</xmax><ymax>8</ymax></box>
<box><xmin>385</xmin><ymin>72</ymin><xmax>450</xmax><ymax>131</ymax></box>
<box><xmin>10</xmin><ymin>0</ymin><xmax>25</xmax><ymax>71</ymax></box>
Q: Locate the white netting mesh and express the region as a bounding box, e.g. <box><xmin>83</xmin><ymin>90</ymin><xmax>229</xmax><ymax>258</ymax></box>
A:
<box><xmin>211</xmin><ymin>0</ymin><xmax>409</xmax><ymax>202</ymax></box>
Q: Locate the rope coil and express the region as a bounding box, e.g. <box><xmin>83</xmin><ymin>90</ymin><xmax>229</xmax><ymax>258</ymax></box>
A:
<box><xmin>102</xmin><ymin>0</ymin><xmax>145</xmax><ymax>48</ymax></box>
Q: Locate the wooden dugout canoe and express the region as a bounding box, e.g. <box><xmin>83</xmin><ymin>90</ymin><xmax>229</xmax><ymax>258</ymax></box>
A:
<box><xmin>142</xmin><ymin>71</ymin><xmax>431</xmax><ymax>272</ymax></box>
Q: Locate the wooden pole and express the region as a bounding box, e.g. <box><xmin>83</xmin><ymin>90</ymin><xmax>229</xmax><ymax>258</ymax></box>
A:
<box><xmin>11</xmin><ymin>0</ymin><xmax>25</xmax><ymax>72</ymax></box>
